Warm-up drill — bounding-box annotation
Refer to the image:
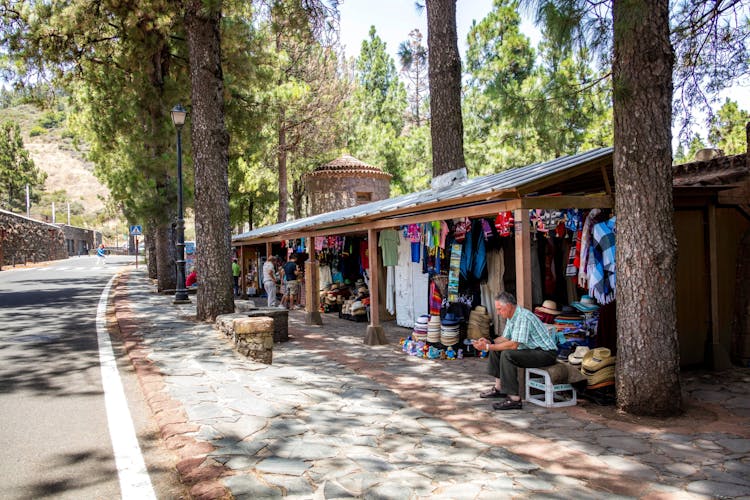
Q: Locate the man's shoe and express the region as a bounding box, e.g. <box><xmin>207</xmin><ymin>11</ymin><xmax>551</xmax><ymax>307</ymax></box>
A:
<box><xmin>479</xmin><ymin>386</ymin><xmax>507</xmax><ymax>399</ymax></box>
<box><xmin>492</xmin><ymin>398</ymin><xmax>523</xmax><ymax>411</ymax></box>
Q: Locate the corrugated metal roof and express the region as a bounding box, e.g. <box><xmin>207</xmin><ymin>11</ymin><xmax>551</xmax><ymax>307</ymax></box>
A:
<box><xmin>233</xmin><ymin>147</ymin><xmax>613</xmax><ymax>242</ymax></box>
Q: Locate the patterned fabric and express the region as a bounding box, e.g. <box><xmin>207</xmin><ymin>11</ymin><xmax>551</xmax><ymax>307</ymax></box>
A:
<box><xmin>578</xmin><ymin>208</ymin><xmax>601</xmax><ymax>288</ymax></box>
<box><xmin>589</xmin><ymin>217</ymin><xmax>616</xmax><ymax>304</ymax></box>
<box><xmin>503</xmin><ymin>306</ymin><xmax>558</xmax><ymax>351</ymax></box>
<box><xmin>494</xmin><ymin>211</ymin><xmax>514</xmax><ymax>237</ymax></box>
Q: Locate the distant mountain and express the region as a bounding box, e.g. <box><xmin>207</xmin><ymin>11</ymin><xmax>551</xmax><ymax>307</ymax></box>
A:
<box><xmin>0</xmin><ymin>104</ymin><xmax>110</xmax><ymax>227</ymax></box>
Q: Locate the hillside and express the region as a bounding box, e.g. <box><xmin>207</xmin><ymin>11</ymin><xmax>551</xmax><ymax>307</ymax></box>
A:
<box><xmin>0</xmin><ymin>104</ymin><xmax>111</xmax><ymax>228</ymax></box>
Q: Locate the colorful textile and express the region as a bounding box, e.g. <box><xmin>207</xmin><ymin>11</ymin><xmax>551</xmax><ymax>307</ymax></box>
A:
<box><xmin>481</xmin><ymin>218</ymin><xmax>493</xmax><ymax>240</ymax></box>
<box><xmin>578</xmin><ymin>209</ymin><xmax>601</xmax><ymax>288</ymax></box>
<box><xmin>439</xmin><ymin>221</ymin><xmax>449</xmax><ymax>248</ymax></box>
<box><xmin>431</xmin><ymin>221</ymin><xmax>441</xmax><ymax>247</ymax></box>
<box><xmin>589</xmin><ymin>217</ymin><xmax>616</xmax><ymax>304</ymax></box>
<box><xmin>407</xmin><ymin>224</ymin><xmax>422</xmax><ymax>243</ymax></box>
<box><xmin>411</xmin><ymin>242</ymin><xmax>421</xmax><ymax>263</ymax></box>
<box><xmin>378</xmin><ymin>229</ymin><xmax>400</xmax><ymax>266</ymax></box>
<box><xmin>454</xmin><ymin>217</ymin><xmax>470</xmax><ymax>242</ymax></box>
<box><xmin>429</xmin><ymin>281</ymin><xmax>442</xmax><ymax>316</ymax></box>
<box><xmin>494</xmin><ymin>211</ymin><xmax>514</xmax><ymax>237</ymax></box>
<box><xmin>448</xmin><ymin>242</ymin><xmax>462</xmax><ymax>302</ymax></box>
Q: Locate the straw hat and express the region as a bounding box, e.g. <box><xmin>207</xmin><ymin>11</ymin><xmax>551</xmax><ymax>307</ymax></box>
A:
<box><xmin>567</xmin><ymin>346</ymin><xmax>590</xmax><ymax>365</ymax></box>
<box><xmin>581</xmin><ymin>347</ymin><xmax>616</xmax><ymax>373</ymax></box>
<box><xmin>585</xmin><ymin>365</ymin><xmax>616</xmax><ymax>386</ymax></box>
<box><xmin>535</xmin><ymin>300</ymin><xmax>561</xmax><ymax>315</ymax></box>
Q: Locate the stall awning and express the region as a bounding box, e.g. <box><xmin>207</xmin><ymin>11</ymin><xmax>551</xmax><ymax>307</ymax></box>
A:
<box><xmin>233</xmin><ymin>147</ymin><xmax>615</xmax><ymax>245</ymax></box>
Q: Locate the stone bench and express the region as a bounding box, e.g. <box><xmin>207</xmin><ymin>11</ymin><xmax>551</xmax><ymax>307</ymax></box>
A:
<box><xmin>232</xmin><ymin>317</ymin><xmax>274</xmax><ymax>364</ymax></box>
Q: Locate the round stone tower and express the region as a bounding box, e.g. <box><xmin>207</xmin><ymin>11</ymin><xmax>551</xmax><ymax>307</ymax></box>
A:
<box><xmin>304</xmin><ymin>155</ymin><xmax>392</xmax><ymax>216</ymax></box>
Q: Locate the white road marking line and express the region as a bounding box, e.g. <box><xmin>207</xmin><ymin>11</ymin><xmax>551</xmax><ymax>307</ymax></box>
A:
<box><xmin>96</xmin><ymin>275</ymin><xmax>157</xmax><ymax>500</ymax></box>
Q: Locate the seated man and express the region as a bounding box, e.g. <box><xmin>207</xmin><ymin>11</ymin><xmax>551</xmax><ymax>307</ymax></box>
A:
<box><xmin>472</xmin><ymin>291</ymin><xmax>558</xmax><ymax>410</ymax></box>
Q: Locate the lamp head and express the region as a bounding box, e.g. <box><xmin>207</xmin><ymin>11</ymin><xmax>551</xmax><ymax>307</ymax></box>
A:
<box><xmin>171</xmin><ymin>104</ymin><xmax>187</xmax><ymax>128</ymax></box>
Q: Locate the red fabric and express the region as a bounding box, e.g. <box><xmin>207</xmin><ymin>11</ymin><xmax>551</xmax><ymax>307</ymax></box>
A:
<box><xmin>360</xmin><ymin>240</ymin><xmax>369</xmax><ymax>269</ymax></box>
<box><xmin>494</xmin><ymin>211</ymin><xmax>514</xmax><ymax>237</ymax></box>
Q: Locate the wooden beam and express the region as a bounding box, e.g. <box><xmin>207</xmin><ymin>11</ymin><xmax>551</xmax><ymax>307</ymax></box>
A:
<box><xmin>364</xmin><ymin>228</ymin><xmax>387</xmax><ymax>345</ymax></box>
<box><xmin>304</xmin><ymin>234</ymin><xmax>322</xmax><ymax>325</ymax></box>
<box><xmin>232</xmin><ymin>194</ymin><xmax>613</xmax><ymax>247</ymax></box>
<box><xmin>514</xmin><ymin>208</ymin><xmax>532</xmax><ymax>308</ymax></box>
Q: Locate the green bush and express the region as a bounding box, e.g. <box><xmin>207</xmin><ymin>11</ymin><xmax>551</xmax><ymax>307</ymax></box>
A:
<box><xmin>29</xmin><ymin>125</ymin><xmax>46</xmax><ymax>137</ymax></box>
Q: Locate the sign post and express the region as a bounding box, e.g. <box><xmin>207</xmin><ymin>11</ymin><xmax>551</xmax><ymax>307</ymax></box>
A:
<box><xmin>130</xmin><ymin>225</ymin><xmax>142</xmax><ymax>269</ymax></box>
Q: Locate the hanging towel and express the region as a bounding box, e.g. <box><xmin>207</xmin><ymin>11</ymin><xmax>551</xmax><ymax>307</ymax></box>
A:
<box><xmin>386</xmin><ymin>265</ymin><xmax>396</xmax><ymax>314</ymax></box>
<box><xmin>589</xmin><ymin>217</ymin><xmax>616</xmax><ymax>304</ymax></box>
<box><xmin>578</xmin><ymin>208</ymin><xmax>601</xmax><ymax>288</ymax></box>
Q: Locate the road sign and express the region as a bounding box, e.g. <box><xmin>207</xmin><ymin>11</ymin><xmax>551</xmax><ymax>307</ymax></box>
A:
<box><xmin>130</xmin><ymin>225</ymin><xmax>143</xmax><ymax>236</ymax></box>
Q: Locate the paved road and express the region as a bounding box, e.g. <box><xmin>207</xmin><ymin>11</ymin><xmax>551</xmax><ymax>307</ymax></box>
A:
<box><xmin>0</xmin><ymin>256</ymin><xmax>183</xmax><ymax>499</ymax></box>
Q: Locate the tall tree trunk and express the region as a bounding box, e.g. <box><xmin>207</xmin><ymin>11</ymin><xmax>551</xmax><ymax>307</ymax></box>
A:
<box><xmin>425</xmin><ymin>0</ymin><xmax>465</xmax><ymax>177</ymax></box>
<box><xmin>613</xmin><ymin>0</ymin><xmax>681</xmax><ymax>416</ymax></box>
<box><xmin>185</xmin><ymin>0</ymin><xmax>234</xmax><ymax>321</ymax></box>
<box><xmin>145</xmin><ymin>223</ymin><xmax>158</xmax><ymax>279</ymax></box>
<box><xmin>277</xmin><ymin>109</ymin><xmax>288</xmax><ymax>222</ymax></box>
<box><xmin>155</xmin><ymin>222</ymin><xmax>176</xmax><ymax>291</ymax></box>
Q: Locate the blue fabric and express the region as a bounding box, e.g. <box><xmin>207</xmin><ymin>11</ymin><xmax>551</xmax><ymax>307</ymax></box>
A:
<box><xmin>460</xmin><ymin>225</ymin><xmax>473</xmax><ymax>279</ymax></box>
<box><xmin>472</xmin><ymin>220</ymin><xmax>486</xmax><ymax>279</ymax></box>
<box><xmin>411</xmin><ymin>242</ymin><xmax>421</xmax><ymax>263</ymax></box>
<box><xmin>589</xmin><ymin>217</ymin><xmax>616</xmax><ymax>304</ymax></box>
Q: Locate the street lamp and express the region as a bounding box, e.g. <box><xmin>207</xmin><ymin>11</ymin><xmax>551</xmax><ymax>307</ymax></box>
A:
<box><xmin>171</xmin><ymin>104</ymin><xmax>190</xmax><ymax>304</ymax></box>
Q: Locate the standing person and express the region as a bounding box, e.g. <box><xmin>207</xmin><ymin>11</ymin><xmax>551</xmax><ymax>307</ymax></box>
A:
<box><xmin>232</xmin><ymin>257</ymin><xmax>242</xmax><ymax>296</ymax></box>
<box><xmin>96</xmin><ymin>244</ymin><xmax>106</xmax><ymax>265</ymax></box>
<box><xmin>472</xmin><ymin>291</ymin><xmax>558</xmax><ymax>410</ymax></box>
<box><xmin>282</xmin><ymin>253</ymin><xmax>300</xmax><ymax>310</ymax></box>
<box><xmin>262</xmin><ymin>256</ymin><xmax>279</xmax><ymax>307</ymax></box>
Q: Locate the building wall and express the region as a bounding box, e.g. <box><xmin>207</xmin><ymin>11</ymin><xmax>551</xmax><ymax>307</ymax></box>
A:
<box><xmin>58</xmin><ymin>224</ymin><xmax>99</xmax><ymax>256</ymax></box>
<box><xmin>0</xmin><ymin>209</ymin><xmax>68</xmax><ymax>267</ymax></box>
<box><xmin>306</xmin><ymin>176</ymin><xmax>390</xmax><ymax>215</ymax></box>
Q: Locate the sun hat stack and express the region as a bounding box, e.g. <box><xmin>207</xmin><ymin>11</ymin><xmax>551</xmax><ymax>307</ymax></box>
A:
<box><xmin>580</xmin><ymin>347</ymin><xmax>616</xmax><ymax>387</ymax></box>
<box><xmin>412</xmin><ymin>315</ymin><xmax>429</xmax><ymax>342</ymax></box>
<box><xmin>534</xmin><ymin>300</ymin><xmax>562</xmax><ymax>324</ymax></box>
<box><xmin>571</xmin><ymin>295</ymin><xmax>600</xmax><ymax>314</ymax></box>
<box><xmin>467</xmin><ymin>305</ymin><xmax>491</xmax><ymax>340</ymax></box>
<box><xmin>440</xmin><ymin>313</ymin><xmax>461</xmax><ymax>347</ymax></box>
<box><xmin>427</xmin><ymin>315</ymin><xmax>442</xmax><ymax>344</ymax></box>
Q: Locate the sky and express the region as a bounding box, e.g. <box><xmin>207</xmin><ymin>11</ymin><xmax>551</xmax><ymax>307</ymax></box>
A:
<box><xmin>337</xmin><ymin>1</ymin><xmax>749</xmax><ymax>143</ymax></box>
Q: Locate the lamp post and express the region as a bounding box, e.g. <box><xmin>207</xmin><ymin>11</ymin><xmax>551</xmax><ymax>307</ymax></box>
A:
<box><xmin>171</xmin><ymin>104</ymin><xmax>190</xmax><ymax>303</ymax></box>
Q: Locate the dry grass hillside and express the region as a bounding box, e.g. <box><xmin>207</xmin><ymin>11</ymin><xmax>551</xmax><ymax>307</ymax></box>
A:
<box><xmin>0</xmin><ymin>103</ymin><xmax>110</xmax><ymax>224</ymax></box>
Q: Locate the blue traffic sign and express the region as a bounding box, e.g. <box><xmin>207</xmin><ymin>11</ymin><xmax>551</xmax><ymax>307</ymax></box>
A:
<box><xmin>130</xmin><ymin>225</ymin><xmax>143</xmax><ymax>236</ymax></box>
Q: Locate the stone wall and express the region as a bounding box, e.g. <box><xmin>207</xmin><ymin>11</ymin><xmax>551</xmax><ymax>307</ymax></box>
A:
<box><xmin>0</xmin><ymin>209</ymin><xmax>68</xmax><ymax>267</ymax></box>
<box><xmin>306</xmin><ymin>176</ymin><xmax>391</xmax><ymax>215</ymax></box>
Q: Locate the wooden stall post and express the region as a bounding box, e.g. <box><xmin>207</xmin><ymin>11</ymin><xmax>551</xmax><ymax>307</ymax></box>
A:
<box><xmin>239</xmin><ymin>244</ymin><xmax>246</xmax><ymax>299</ymax></box>
<box><xmin>514</xmin><ymin>208</ymin><xmax>532</xmax><ymax>309</ymax></box>
<box><xmin>305</xmin><ymin>235</ymin><xmax>323</xmax><ymax>325</ymax></box>
<box><xmin>365</xmin><ymin>228</ymin><xmax>387</xmax><ymax>345</ymax></box>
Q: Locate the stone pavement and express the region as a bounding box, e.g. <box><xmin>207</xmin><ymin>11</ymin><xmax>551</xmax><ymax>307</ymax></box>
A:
<box><xmin>111</xmin><ymin>268</ymin><xmax>750</xmax><ymax>499</ymax></box>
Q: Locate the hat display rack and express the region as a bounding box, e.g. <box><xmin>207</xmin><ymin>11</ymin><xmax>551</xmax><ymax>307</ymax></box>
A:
<box><xmin>401</xmin><ymin>304</ymin><xmax>494</xmax><ymax>361</ymax></box>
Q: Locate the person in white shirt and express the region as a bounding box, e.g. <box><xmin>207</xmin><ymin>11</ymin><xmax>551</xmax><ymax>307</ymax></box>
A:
<box><xmin>262</xmin><ymin>256</ymin><xmax>279</xmax><ymax>307</ymax></box>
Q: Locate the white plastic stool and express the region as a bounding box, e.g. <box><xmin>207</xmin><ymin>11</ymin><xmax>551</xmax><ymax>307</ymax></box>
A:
<box><xmin>525</xmin><ymin>367</ymin><xmax>577</xmax><ymax>408</ymax></box>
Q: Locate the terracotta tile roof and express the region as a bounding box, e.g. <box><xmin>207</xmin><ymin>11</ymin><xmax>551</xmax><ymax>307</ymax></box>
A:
<box><xmin>305</xmin><ymin>155</ymin><xmax>393</xmax><ymax>180</ymax></box>
<box><xmin>672</xmin><ymin>152</ymin><xmax>749</xmax><ymax>187</ymax></box>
